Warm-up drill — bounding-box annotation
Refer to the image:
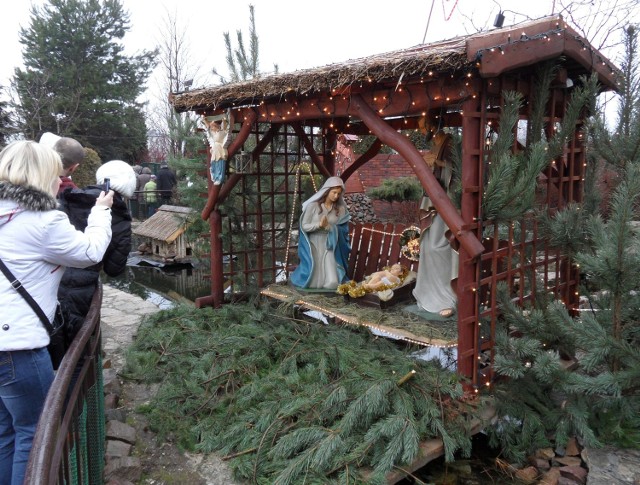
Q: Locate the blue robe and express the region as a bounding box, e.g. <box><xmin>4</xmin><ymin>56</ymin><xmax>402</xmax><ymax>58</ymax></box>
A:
<box><xmin>290</xmin><ymin>207</ymin><xmax>351</xmax><ymax>289</ymax></box>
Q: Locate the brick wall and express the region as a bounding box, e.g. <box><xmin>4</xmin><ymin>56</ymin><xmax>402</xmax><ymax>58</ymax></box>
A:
<box><xmin>349</xmin><ymin>154</ymin><xmax>415</xmax><ymax>193</ymax></box>
<box><xmin>343</xmin><ymin>153</ymin><xmax>418</xmax><ymax>224</ymax></box>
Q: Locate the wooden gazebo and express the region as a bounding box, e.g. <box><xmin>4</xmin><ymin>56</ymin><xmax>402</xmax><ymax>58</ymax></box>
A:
<box><xmin>169</xmin><ymin>15</ymin><xmax>619</xmax><ymax>388</ymax></box>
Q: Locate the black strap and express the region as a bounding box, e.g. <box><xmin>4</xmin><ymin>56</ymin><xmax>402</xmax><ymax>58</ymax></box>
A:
<box><xmin>0</xmin><ymin>258</ymin><xmax>54</xmax><ymax>335</ymax></box>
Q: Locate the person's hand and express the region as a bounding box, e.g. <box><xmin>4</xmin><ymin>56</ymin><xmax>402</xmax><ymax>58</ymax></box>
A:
<box><xmin>320</xmin><ymin>215</ymin><xmax>329</xmax><ymax>229</ymax></box>
<box><xmin>95</xmin><ymin>190</ymin><xmax>114</xmax><ymax>209</ymax></box>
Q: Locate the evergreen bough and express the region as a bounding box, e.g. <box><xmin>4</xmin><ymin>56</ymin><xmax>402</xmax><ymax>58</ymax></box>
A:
<box><xmin>366</xmin><ymin>177</ymin><xmax>423</xmax><ymax>203</ymax></box>
<box><xmin>124</xmin><ymin>301</ymin><xmax>478</xmax><ymax>484</ymax></box>
<box><xmin>489</xmin><ymin>30</ymin><xmax>640</xmax><ymax>460</ymax></box>
<box><xmin>483</xmin><ymin>64</ymin><xmax>598</xmax><ymax>222</ymax></box>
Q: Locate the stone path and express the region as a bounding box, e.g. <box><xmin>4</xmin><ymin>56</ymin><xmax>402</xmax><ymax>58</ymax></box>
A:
<box><xmin>101</xmin><ymin>284</ymin><xmax>239</xmax><ymax>485</ymax></box>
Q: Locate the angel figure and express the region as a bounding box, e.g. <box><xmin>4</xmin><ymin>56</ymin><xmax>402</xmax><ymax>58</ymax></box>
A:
<box><xmin>200</xmin><ymin>115</ymin><xmax>229</xmax><ymax>185</ymax></box>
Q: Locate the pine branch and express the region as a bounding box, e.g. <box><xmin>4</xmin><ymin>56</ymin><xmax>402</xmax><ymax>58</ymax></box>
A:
<box><xmin>126</xmin><ymin>302</ymin><xmax>472</xmax><ymax>482</ymax></box>
<box><xmin>527</xmin><ymin>61</ymin><xmax>557</xmax><ymax>147</ymax></box>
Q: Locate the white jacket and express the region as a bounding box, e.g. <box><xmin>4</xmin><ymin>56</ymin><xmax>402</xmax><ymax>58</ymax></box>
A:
<box><xmin>0</xmin><ymin>182</ymin><xmax>112</xmax><ymax>351</ymax></box>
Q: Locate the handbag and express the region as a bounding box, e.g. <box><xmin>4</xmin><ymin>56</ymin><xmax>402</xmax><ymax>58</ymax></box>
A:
<box><xmin>0</xmin><ymin>257</ymin><xmax>69</xmax><ymax>370</ymax></box>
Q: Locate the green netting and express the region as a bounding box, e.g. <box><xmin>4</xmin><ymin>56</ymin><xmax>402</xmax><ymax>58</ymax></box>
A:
<box><xmin>87</xmin><ymin>352</ymin><xmax>105</xmax><ymax>484</ymax></box>
<box><xmin>64</xmin><ymin>351</ymin><xmax>105</xmax><ymax>485</ymax></box>
<box><xmin>68</xmin><ymin>442</ymin><xmax>76</xmax><ymax>485</ymax></box>
<box><xmin>79</xmin><ymin>402</ymin><xmax>88</xmax><ymax>483</ymax></box>
<box><xmin>67</xmin><ymin>403</ymin><xmax>87</xmax><ymax>485</ymax></box>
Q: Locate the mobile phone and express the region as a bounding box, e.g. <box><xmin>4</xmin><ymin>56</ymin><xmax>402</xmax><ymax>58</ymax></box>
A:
<box><xmin>104</xmin><ymin>178</ymin><xmax>110</xmax><ymax>192</ymax></box>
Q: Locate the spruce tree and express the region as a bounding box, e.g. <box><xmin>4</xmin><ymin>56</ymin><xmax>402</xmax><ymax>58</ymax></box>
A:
<box><xmin>12</xmin><ymin>0</ymin><xmax>157</xmax><ymax>162</ymax></box>
<box><xmin>566</xmin><ymin>25</ymin><xmax>640</xmax><ymax>447</ymax></box>
<box><xmin>488</xmin><ymin>26</ymin><xmax>640</xmax><ymax>462</ymax></box>
<box><xmin>180</xmin><ymin>5</ymin><xmax>280</xmax><ymax>261</ymax></box>
<box><xmin>0</xmin><ymin>91</ymin><xmax>12</xmax><ymax>147</ymax></box>
<box><xmin>211</xmin><ymin>4</ymin><xmax>278</xmax><ymax>84</ymax></box>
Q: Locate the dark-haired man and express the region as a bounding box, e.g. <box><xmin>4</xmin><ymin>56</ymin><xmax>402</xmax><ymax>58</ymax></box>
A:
<box><xmin>39</xmin><ymin>132</ymin><xmax>85</xmax><ymax>194</ymax></box>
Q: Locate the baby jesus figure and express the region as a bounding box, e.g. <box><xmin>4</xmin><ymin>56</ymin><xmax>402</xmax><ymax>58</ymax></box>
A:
<box><xmin>337</xmin><ymin>263</ymin><xmax>412</xmax><ymax>300</ymax></box>
<box><xmin>361</xmin><ymin>263</ymin><xmax>407</xmax><ymax>291</ymax></box>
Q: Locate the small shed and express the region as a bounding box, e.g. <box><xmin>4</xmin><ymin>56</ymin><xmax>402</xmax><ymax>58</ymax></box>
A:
<box><xmin>169</xmin><ymin>15</ymin><xmax>620</xmax><ymax>389</ymax></box>
<box><xmin>132</xmin><ymin>205</ymin><xmax>195</xmax><ymax>262</ymax></box>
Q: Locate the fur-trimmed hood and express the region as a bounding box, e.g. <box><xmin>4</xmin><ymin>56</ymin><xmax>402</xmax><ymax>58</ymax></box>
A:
<box><xmin>0</xmin><ymin>181</ymin><xmax>58</xmax><ymax>226</ymax></box>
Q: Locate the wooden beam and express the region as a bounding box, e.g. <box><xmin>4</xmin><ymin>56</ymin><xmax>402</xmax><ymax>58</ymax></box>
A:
<box><xmin>349</xmin><ymin>94</ymin><xmax>485</xmax><ymax>259</ymax></box>
<box><xmin>340</xmin><ymin>138</ymin><xmax>382</xmax><ymax>182</ymax></box>
<box><xmin>291</xmin><ymin>123</ymin><xmax>331</xmax><ymax>178</ymax></box>
<box><xmin>195</xmin><ymin>210</ymin><xmax>224</xmax><ymax>309</ymax></box>
<box><xmin>467</xmin><ymin>17</ymin><xmax>618</xmax><ymax>90</ymax></box>
<box><xmin>458</xmin><ymin>97</ymin><xmax>484</xmax><ymax>384</ymax></box>
<box><xmin>474</xmin><ymin>34</ymin><xmax>564</xmax><ymax>78</ymax></box>
<box><xmin>227</xmin><ymin>109</ymin><xmax>257</xmax><ymax>157</ymax></box>
<box><xmin>466</xmin><ymin>17</ymin><xmax>562</xmax><ymax>63</ymax></box>
<box><xmin>238</xmin><ymin>80</ymin><xmax>478</xmax><ymax>124</ymax></box>
<box><xmin>324</xmin><ymin>129</ymin><xmax>337</xmax><ymax>176</ymax></box>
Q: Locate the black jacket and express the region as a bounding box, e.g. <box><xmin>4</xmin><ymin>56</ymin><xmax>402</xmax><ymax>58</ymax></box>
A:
<box><xmin>156</xmin><ymin>166</ymin><xmax>177</xmax><ymax>199</ymax></box>
<box><xmin>57</xmin><ymin>185</ymin><xmax>132</xmax><ymax>334</ymax></box>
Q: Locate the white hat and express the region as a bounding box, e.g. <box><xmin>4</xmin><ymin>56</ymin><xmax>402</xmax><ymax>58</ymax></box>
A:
<box><xmin>96</xmin><ymin>160</ymin><xmax>137</xmax><ymax>198</ymax></box>
<box><xmin>39</xmin><ymin>132</ymin><xmax>61</xmax><ymax>148</ymax></box>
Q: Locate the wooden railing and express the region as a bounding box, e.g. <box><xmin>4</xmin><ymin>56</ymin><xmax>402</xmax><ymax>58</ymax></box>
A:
<box><xmin>25</xmin><ymin>283</ymin><xmax>105</xmax><ymax>485</ymax></box>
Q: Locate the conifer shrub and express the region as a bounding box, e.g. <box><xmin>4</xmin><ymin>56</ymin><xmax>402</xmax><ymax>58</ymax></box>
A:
<box><xmin>72</xmin><ymin>147</ymin><xmax>102</xmax><ymax>188</ymax></box>
<box><xmin>366</xmin><ymin>177</ymin><xmax>423</xmax><ymax>203</ymax></box>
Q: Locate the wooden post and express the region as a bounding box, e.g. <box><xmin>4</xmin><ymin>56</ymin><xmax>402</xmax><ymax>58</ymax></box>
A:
<box><xmin>458</xmin><ymin>97</ymin><xmax>483</xmax><ymax>385</ymax></box>
<box><xmin>195</xmin><ymin>209</ymin><xmax>224</xmax><ymax>309</ymax></box>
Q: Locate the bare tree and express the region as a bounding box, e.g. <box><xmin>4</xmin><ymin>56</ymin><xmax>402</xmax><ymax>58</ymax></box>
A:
<box><xmin>455</xmin><ymin>0</ymin><xmax>639</xmax><ymax>55</ymax></box>
<box><xmin>146</xmin><ymin>7</ymin><xmax>208</xmax><ymax>161</ymax></box>
<box><xmin>556</xmin><ymin>0</ymin><xmax>638</xmax><ymax>52</ymax></box>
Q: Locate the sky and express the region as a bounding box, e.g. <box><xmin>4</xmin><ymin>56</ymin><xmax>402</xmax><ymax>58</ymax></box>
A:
<box><xmin>1</xmin><ymin>0</ymin><xmax>637</xmax><ymax>105</ymax></box>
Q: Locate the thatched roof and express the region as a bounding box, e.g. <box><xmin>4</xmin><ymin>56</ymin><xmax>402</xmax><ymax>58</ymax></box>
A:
<box><xmin>170</xmin><ymin>15</ymin><xmax>619</xmax><ymax>114</ymax></box>
<box><xmin>170</xmin><ymin>36</ymin><xmax>469</xmax><ymax>113</ymax></box>
<box><xmin>133</xmin><ymin>205</ymin><xmax>195</xmax><ymax>243</ymax></box>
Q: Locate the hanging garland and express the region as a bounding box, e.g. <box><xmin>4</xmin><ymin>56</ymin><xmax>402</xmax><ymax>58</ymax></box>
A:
<box><xmin>399</xmin><ymin>226</ymin><xmax>422</xmax><ymax>261</ymax></box>
<box><xmin>336</xmin><ymin>265</ymin><xmax>410</xmax><ymax>298</ymax></box>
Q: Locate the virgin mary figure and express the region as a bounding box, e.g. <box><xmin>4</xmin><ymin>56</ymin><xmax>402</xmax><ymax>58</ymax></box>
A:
<box><xmin>290</xmin><ymin>176</ymin><xmax>351</xmax><ymax>290</ymax></box>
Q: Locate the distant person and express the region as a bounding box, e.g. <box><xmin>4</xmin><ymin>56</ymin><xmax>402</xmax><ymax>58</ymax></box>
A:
<box><xmin>39</xmin><ymin>132</ymin><xmax>85</xmax><ymax>194</ymax></box>
<box><xmin>137</xmin><ymin>166</ymin><xmax>152</xmax><ymax>194</ymax></box>
<box><xmin>144</xmin><ymin>174</ymin><xmax>158</xmax><ymax>217</ymax></box>
<box><xmin>156</xmin><ymin>162</ymin><xmax>177</xmax><ymax>204</ymax></box>
<box><xmin>0</xmin><ymin>140</ymin><xmax>113</xmax><ymax>485</ymax></box>
<box><xmin>137</xmin><ymin>166</ymin><xmax>153</xmax><ymax>217</ymax></box>
<box><xmin>58</xmin><ymin>160</ymin><xmax>136</xmax><ymax>343</ymax></box>
<box><xmin>131</xmin><ymin>165</ymin><xmax>143</xmax><ymax>218</ymax></box>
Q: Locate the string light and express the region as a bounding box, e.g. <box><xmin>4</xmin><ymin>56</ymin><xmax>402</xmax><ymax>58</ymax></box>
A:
<box><xmin>474</xmin><ymin>25</ymin><xmax>619</xmax><ymax>78</ymax></box>
<box><xmin>260</xmin><ymin>287</ymin><xmax>457</xmax><ymax>348</ymax></box>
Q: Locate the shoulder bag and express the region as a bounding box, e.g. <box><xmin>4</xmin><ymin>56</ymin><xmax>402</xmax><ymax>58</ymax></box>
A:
<box><xmin>0</xmin><ymin>258</ymin><xmax>69</xmax><ymax>370</ymax></box>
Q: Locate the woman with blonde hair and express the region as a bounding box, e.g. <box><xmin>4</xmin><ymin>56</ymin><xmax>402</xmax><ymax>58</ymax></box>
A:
<box><xmin>0</xmin><ymin>140</ymin><xmax>113</xmax><ymax>485</ymax></box>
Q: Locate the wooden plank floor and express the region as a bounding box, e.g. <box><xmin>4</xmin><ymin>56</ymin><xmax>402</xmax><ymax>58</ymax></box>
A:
<box><xmin>261</xmin><ymin>284</ymin><xmax>456</xmax><ymax>348</ymax></box>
